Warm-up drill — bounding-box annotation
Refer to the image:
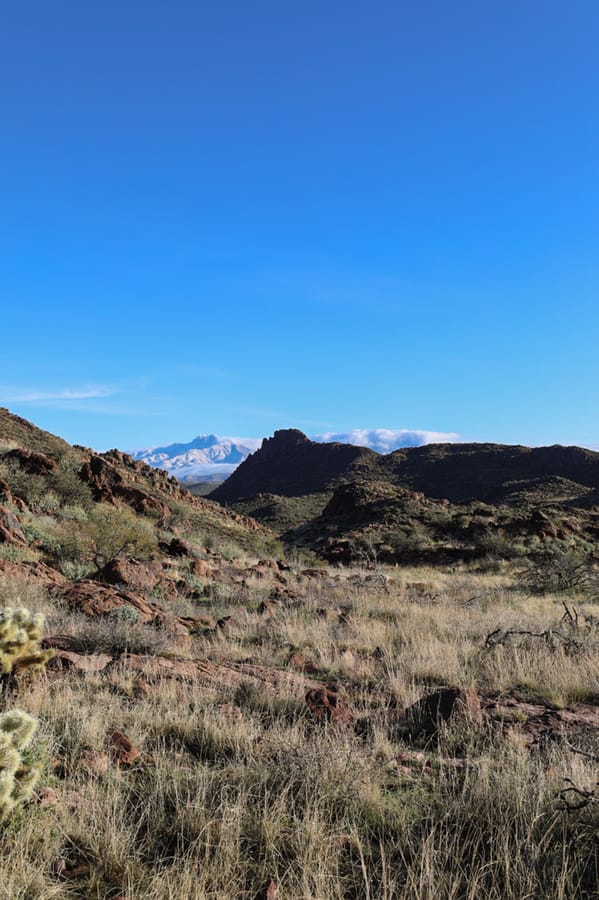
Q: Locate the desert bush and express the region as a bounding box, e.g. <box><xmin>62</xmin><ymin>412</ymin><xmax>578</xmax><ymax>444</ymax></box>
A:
<box><xmin>57</xmin><ymin>505</ymin><xmax>157</xmax><ymax>572</ymax></box>
<box><xmin>517</xmin><ymin>548</ymin><xmax>597</xmax><ymax>595</ymax></box>
<box><xmin>58</xmin><ymin>559</ymin><xmax>95</xmax><ymax>582</ymax></box>
<box><xmin>51</xmin><ymin>461</ymin><xmax>93</xmax><ymax>508</ymax></box>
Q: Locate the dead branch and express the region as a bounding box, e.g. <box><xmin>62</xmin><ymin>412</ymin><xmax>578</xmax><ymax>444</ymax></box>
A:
<box><xmin>483</xmin><ymin>628</ymin><xmax>582</xmax><ymax>652</ymax></box>
<box><xmin>556</xmin><ymin>777</ymin><xmax>598</xmax><ymax>811</ymax></box>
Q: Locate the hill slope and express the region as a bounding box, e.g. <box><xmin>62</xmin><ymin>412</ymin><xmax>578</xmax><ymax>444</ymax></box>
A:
<box><xmin>211</xmin><ymin>429</ymin><xmax>599</xmax><ymax>562</ymax></box>
<box><xmin>212</xmin><ymin>429</ymin><xmax>599</xmax><ymax>504</ymax></box>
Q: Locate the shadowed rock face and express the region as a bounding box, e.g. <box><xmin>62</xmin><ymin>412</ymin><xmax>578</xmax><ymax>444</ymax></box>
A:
<box><xmin>212</xmin><ymin>430</ymin><xmax>599</xmax><ymax>505</ymax></box>
<box><xmin>211</xmin><ymin>429</ymin><xmax>376</xmax><ymax>501</ymax></box>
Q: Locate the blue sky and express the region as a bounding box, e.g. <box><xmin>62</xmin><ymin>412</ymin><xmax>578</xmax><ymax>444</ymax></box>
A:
<box><xmin>1</xmin><ymin>1</ymin><xmax>597</xmax><ymax>451</ymax></box>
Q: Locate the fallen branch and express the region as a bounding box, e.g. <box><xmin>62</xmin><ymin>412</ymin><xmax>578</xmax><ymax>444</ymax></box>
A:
<box><xmin>556</xmin><ymin>778</ymin><xmax>598</xmax><ymax>811</ymax></box>
<box><xmin>565</xmin><ymin>741</ymin><xmax>599</xmax><ymax>763</ymax></box>
<box><xmin>484</xmin><ymin>628</ymin><xmax>582</xmax><ymax>652</ymax></box>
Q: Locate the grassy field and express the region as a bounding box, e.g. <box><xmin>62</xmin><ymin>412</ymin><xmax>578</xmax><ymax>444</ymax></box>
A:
<box><xmin>0</xmin><ymin>560</ymin><xmax>596</xmax><ymax>899</ymax></box>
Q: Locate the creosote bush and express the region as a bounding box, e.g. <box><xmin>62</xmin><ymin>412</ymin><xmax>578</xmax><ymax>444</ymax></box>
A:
<box><xmin>58</xmin><ymin>505</ymin><xmax>157</xmax><ymax>572</ymax></box>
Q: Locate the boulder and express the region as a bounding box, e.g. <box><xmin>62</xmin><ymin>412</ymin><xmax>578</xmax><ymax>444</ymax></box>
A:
<box><xmin>406</xmin><ymin>687</ymin><xmax>482</xmax><ymax>734</ymax></box>
<box><xmin>0</xmin><ymin>559</ymin><xmax>67</xmax><ymax>586</ymax></box>
<box><xmin>5</xmin><ymin>447</ymin><xmax>58</xmax><ymax>476</ymax></box>
<box><xmin>58</xmin><ymin>580</ymin><xmax>194</xmax><ymax>636</ymax></box>
<box><xmin>97</xmin><ymin>557</ymin><xmax>160</xmax><ymax>591</ymax></box>
<box><xmin>288</xmin><ymin>652</ymin><xmax>319</xmax><ymax>674</ymax></box>
<box><xmin>0</xmin><ymin>507</ymin><xmax>26</xmax><ymax>545</ymax></box>
<box><xmin>78</xmin><ymin>750</ymin><xmax>110</xmax><ymax>775</ymax></box>
<box><xmin>110</xmin><ymin>731</ymin><xmax>141</xmax><ymax>767</ymax></box>
<box><xmin>305</xmin><ymin>686</ymin><xmax>354</xmax><ymax>725</ymax></box>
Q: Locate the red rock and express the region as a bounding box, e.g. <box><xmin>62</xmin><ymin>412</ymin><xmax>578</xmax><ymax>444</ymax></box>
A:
<box><xmin>78</xmin><ymin>750</ymin><xmax>110</xmax><ymax>775</ymax></box>
<box><xmin>289</xmin><ymin>652</ymin><xmax>319</xmax><ymax>674</ymax></box>
<box><xmin>0</xmin><ymin>559</ymin><xmax>67</xmax><ymax>586</ymax></box>
<box><xmin>5</xmin><ymin>447</ymin><xmax>58</xmax><ymax>476</ymax></box>
<box><xmin>257</xmin><ymin>599</ymin><xmax>280</xmax><ymax>616</ymax></box>
<box><xmin>97</xmin><ymin>557</ymin><xmax>160</xmax><ymax>591</ymax></box>
<box><xmin>33</xmin><ymin>786</ymin><xmax>59</xmax><ymax>807</ymax></box>
<box><xmin>47</xmin><ymin>649</ymin><xmax>113</xmax><ymax>674</ymax></box>
<box><xmin>120</xmin><ymin>654</ymin><xmax>325</xmax><ymax>701</ymax></box>
<box><xmin>165</xmin><ymin>537</ymin><xmax>194</xmax><ymax>557</ymax></box>
<box><xmin>0</xmin><ymin>506</ymin><xmax>26</xmax><ymax>545</ymax></box>
<box><xmin>305</xmin><ymin>686</ymin><xmax>354</xmax><ymax>725</ymax></box>
<box><xmin>266</xmin><ymin>880</ymin><xmax>280</xmax><ymax>900</ymax></box>
<box><xmin>59</xmin><ymin>580</ymin><xmax>193</xmax><ymax>636</ymax></box>
<box><xmin>191</xmin><ymin>558</ymin><xmax>217</xmax><ymax>578</ymax></box>
<box><xmin>110</xmin><ymin>731</ymin><xmax>141</xmax><ymax>767</ymax></box>
<box><xmin>80</xmin><ymin>454</ymin><xmax>169</xmax><ymax>517</ymax></box>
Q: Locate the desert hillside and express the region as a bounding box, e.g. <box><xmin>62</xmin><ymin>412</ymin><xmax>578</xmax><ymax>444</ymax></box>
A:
<box><xmin>0</xmin><ymin>410</ymin><xmax>596</xmax><ymax>898</ymax></box>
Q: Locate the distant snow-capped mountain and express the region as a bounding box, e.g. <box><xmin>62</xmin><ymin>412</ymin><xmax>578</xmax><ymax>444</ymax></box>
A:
<box><xmin>131</xmin><ymin>435</ymin><xmax>263</xmax><ymax>482</ymax></box>
<box><xmin>131</xmin><ymin>429</ymin><xmax>461</xmax><ymax>484</ymax></box>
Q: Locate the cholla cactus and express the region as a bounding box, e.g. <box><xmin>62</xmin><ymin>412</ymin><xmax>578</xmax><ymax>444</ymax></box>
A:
<box><xmin>0</xmin><ymin>607</ymin><xmax>54</xmax><ymax>678</ymax></box>
<box><xmin>0</xmin><ymin>710</ymin><xmax>40</xmax><ymax>818</ymax></box>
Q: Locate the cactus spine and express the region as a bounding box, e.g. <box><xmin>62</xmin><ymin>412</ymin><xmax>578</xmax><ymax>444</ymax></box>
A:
<box><xmin>0</xmin><ymin>607</ymin><xmax>55</xmax><ymax>678</ymax></box>
<box><xmin>0</xmin><ymin>710</ymin><xmax>40</xmax><ymax>818</ymax></box>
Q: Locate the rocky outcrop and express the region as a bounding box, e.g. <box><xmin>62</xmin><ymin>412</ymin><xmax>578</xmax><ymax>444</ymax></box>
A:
<box><xmin>305</xmin><ymin>685</ymin><xmax>354</xmax><ymax>724</ymax></box>
<box><xmin>0</xmin><ymin>559</ymin><xmax>67</xmax><ymax>585</ymax></box>
<box><xmin>80</xmin><ymin>455</ymin><xmax>169</xmax><ymax>517</ymax></box>
<box><xmin>0</xmin><ymin>507</ymin><xmax>26</xmax><ymax>545</ymax></box>
<box><xmin>4</xmin><ymin>447</ymin><xmax>58</xmax><ymax>476</ymax></box>
<box><xmin>97</xmin><ymin>557</ymin><xmax>161</xmax><ymax>592</ymax></box>
<box><xmin>110</xmin><ymin>731</ymin><xmax>141</xmax><ymax>767</ymax></box>
<box><xmin>58</xmin><ymin>581</ymin><xmax>196</xmax><ymax>636</ymax></box>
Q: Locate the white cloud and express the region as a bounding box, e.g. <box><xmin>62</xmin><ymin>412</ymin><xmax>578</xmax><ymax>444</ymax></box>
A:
<box><xmin>0</xmin><ymin>385</ymin><xmax>116</xmax><ymax>404</ymax></box>
<box><xmin>312</xmin><ymin>428</ymin><xmax>462</xmax><ymax>453</ymax></box>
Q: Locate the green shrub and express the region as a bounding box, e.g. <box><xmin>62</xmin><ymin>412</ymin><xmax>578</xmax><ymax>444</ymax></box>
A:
<box><xmin>58</xmin><ymin>505</ymin><xmax>157</xmax><ymax>572</ymax></box>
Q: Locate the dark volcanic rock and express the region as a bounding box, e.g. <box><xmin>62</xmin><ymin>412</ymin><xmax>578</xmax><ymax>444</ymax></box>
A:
<box><xmin>212</xmin><ymin>429</ymin><xmax>370</xmax><ymax>500</ymax></box>
<box><xmin>406</xmin><ymin>687</ymin><xmax>483</xmax><ymax>734</ymax></box>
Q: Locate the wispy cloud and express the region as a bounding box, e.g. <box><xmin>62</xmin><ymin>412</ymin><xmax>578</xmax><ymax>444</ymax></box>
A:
<box><xmin>0</xmin><ymin>385</ymin><xmax>116</xmax><ymax>405</ymax></box>
<box><xmin>313</xmin><ymin>428</ymin><xmax>462</xmax><ymax>452</ymax></box>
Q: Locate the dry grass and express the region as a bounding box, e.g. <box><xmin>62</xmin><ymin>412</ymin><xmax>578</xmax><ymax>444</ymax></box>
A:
<box><xmin>0</xmin><ymin>563</ymin><xmax>596</xmax><ymax>898</ymax></box>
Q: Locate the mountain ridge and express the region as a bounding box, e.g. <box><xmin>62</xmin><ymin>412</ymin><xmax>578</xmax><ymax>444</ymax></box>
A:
<box><xmin>212</xmin><ymin>429</ymin><xmax>599</xmax><ymax>505</ymax></box>
<box><xmin>130</xmin><ymin>428</ymin><xmax>462</xmax><ymax>483</ymax></box>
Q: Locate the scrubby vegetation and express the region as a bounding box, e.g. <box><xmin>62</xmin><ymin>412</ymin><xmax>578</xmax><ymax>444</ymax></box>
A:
<box><xmin>0</xmin><ymin>408</ymin><xmax>596</xmax><ymax>898</ymax></box>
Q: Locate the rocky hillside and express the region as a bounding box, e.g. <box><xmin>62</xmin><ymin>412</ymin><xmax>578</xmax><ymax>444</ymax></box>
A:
<box><xmin>212</xmin><ymin>429</ymin><xmax>599</xmax><ymax>504</ymax></box>
<box><xmin>211</xmin><ymin>429</ymin><xmax>599</xmax><ymax>563</ymax></box>
<box><xmin>0</xmin><ymin>407</ymin><xmax>273</xmax><ymax>581</ymax></box>
<box><xmin>211</xmin><ymin>429</ymin><xmax>385</xmax><ymax>500</ymax></box>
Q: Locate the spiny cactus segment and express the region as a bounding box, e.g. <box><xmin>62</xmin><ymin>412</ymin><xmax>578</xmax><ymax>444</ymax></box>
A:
<box><xmin>0</xmin><ymin>709</ymin><xmax>40</xmax><ymax>819</ymax></box>
<box><xmin>0</xmin><ymin>607</ymin><xmax>55</xmax><ymax>677</ymax></box>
